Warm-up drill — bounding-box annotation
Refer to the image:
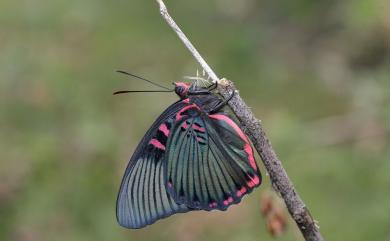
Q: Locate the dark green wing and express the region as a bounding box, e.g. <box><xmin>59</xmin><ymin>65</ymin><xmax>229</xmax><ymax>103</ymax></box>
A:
<box><xmin>164</xmin><ymin>109</ymin><xmax>261</xmax><ymax>211</ymax></box>
<box><xmin>116</xmin><ymin>100</ymin><xmax>191</xmax><ymax>229</ymax></box>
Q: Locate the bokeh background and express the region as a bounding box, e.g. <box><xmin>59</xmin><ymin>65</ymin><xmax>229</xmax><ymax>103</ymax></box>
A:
<box><xmin>1</xmin><ymin>0</ymin><xmax>390</xmax><ymax>240</ymax></box>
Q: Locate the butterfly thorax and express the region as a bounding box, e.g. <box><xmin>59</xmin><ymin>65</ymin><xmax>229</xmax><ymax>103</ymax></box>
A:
<box><xmin>189</xmin><ymin>94</ymin><xmax>223</xmax><ymax>113</ymax></box>
<box><xmin>174</xmin><ymin>82</ymin><xmax>224</xmax><ymax>113</ymax></box>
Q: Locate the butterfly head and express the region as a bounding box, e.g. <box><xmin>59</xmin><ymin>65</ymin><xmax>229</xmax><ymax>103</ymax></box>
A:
<box><xmin>174</xmin><ymin>82</ymin><xmax>191</xmax><ymax>99</ymax></box>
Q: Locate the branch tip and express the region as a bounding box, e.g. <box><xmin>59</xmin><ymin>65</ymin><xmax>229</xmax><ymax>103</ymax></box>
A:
<box><xmin>155</xmin><ymin>0</ymin><xmax>219</xmax><ymax>83</ymax></box>
<box><xmin>156</xmin><ymin>0</ymin><xmax>167</xmax><ymax>14</ymax></box>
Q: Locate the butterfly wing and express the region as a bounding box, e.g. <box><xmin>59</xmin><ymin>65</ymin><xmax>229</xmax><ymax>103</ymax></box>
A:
<box><xmin>164</xmin><ymin>107</ymin><xmax>261</xmax><ymax>211</ymax></box>
<box><xmin>116</xmin><ymin>100</ymin><xmax>192</xmax><ymax>229</ymax></box>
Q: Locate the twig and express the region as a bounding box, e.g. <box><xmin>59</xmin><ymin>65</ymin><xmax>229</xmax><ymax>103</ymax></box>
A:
<box><xmin>155</xmin><ymin>1</ymin><xmax>324</xmax><ymax>241</ymax></box>
<box><xmin>156</xmin><ymin>0</ymin><xmax>219</xmax><ymax>82</ymax></box>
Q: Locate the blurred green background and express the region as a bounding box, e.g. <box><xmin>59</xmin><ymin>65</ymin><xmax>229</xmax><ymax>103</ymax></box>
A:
<box><xmin>1</xmin><ymin>0</ymin><xmax>389</xmax><ymax>240</ymax></box>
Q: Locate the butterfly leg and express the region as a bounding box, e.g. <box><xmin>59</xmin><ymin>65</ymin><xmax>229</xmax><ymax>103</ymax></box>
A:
<box><xmin>188</xmin><ymin>82</ymin><xmax>217</xmax><ymax>95</ymax></box>
<box><xmin>207</xmin><ymin>82</ymin><xmax>218</xmax><ymax>91</ymax></box>
<box><xmin>208</xmin><ymin>90</ymin><xmax>235</xmax><ymax>114</ymax></box>
<box><xmin>188</xmin><ymin>89</ymin><xmax>211</xmax><ymax>95</ymax></box>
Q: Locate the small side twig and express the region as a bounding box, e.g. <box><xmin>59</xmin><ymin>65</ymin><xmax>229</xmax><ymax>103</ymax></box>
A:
<box><xmin>155</xmin><ymin>1</ymin><xmax>324</xmax><ymax>241</ymax></box>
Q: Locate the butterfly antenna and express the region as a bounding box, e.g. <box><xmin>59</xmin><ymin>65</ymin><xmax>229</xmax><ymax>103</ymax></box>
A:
<box><xmin>116</xmin><ymin>70</ymin><xmax>172</xmax><ymax>90</ymax></box>
<box><xmin>113</xmin><ymin>90</ymin><xmax>173</xmax><ymax>95</ymax></box>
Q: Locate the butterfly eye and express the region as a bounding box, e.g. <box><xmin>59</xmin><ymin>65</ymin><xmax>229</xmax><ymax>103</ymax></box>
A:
<box><xmin>175</xmin><ymin>86</ymin><xmax>183</xmax><ymax>94</ymax></box>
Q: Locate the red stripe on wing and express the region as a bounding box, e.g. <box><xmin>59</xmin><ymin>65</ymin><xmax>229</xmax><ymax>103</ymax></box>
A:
<box><xmin>192</xmin><ymin>123</ymin><xmax>205</xmax><ymax>132</ymax></box>
<box><xmin>175</xmin><ymin>104</ymin><xmax>200</xmax><ymax>121</ymax></box>
<box><xmin>149</xmin><ymin>139</ymin><xmax>166</xmax><ymax>150</ymax></box>
<box><xmin>158</xmin><ymin>123</ymin><xmax>170</xmax><ymax>136</ymax></box>
<box><xmin>208</xmin><ymin>114</ymin><xmax>257</xmax><ymax>171</ymax></box>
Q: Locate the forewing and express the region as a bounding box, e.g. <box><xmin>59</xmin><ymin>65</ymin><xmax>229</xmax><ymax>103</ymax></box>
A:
<box><xmin>116</xmin><ymin>100</ymin><xmax>191</xmax><ymax>229</ymax></box>
<box><xmin>165</xmin><ymin>110</ymin><xmax>261</xmax><ymax>211</ymax></box>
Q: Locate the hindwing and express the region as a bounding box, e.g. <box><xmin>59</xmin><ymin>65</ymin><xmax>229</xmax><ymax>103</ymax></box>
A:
<box><xmin>164</xmin><ymin>105</ymin><xmax>261</xmax><ymax>211</ymax></box>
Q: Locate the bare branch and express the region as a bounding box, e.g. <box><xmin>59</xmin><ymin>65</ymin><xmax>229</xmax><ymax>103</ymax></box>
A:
<box><xmin>155</xmin><ymin>1</ymin><xmax>324</xmax><ymax>241</ymax></box>
<box><xmin>156</xmin><ymin>0</ymin><xmax>219</xmax><ymax>82</ymax></box>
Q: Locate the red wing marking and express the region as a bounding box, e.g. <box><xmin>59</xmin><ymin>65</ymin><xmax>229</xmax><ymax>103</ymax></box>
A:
<box><xmin>176</xmin><ymin>104</ymin><xmax>200</xmax><ymax>121</ymax></box>
<box><xmin>247</xmin><ymin>175</ymin><xmax>260</xmax><ymax>188</ymax></box>
<box><xmin>209</xmin><ymin>202</ymin><xmax>217</xmax><ymax>208</ymax></box>
<box><xmin>223</xmin><ymin>197</ymin><xmax>234</xmax><ymax>206</ymax></box>
<box><xmin>192</xmin><ymin>123</ymin><xmax>205</xmax><ymax>132</ymax></box>
<box><xmin>158</xmin><ymin>123</ymin><xmax>170</xmax><ymax>136</ymax></box>
<box><xmin>149</xmin><ymin>138</ymin><xmax>166</xmax><ymax>150</ymax></box>
<box><xmin>208</xmin><ymin>114</ymin><xmax>257</xmax><ymax>170</ymax></box>
<box><xmin>182</xmin><ymin>122</ymin><xmax>189</xmax><ymax>129</ymax></box>
<box><xmin>236</xmin><ymin>187</ymin><xmax>247</xmax><ymax>197</ymax></box>
<box><xmin>181</xmin><ymin>122</ymin><xmax>205</xmax><ymax>132</ymax></box>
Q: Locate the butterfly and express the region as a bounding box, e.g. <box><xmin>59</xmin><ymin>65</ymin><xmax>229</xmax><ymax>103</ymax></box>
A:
<box><xmin>116</xmin><ymin>75</ymin><xmax>262</xmax><ymax>229</ymax></box>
